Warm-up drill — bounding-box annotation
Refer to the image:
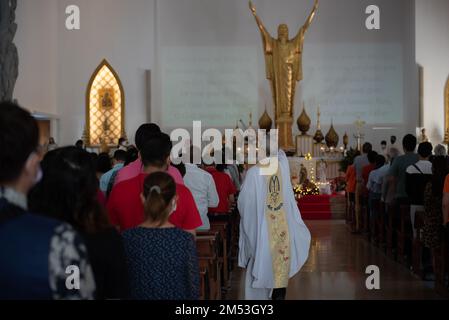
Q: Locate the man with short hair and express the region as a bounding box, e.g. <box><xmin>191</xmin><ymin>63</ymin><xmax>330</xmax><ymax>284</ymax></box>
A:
<box><xmin>114</xmin><ymin>123</ymin><xmax>183</xmax><ymax>186</ymax></box>
<box><xmin>388</xmin><ymin>135</ymin><xmax>402</xmax><ymax>156</ymax></box>
<box><xmin>107</xmin><ymin>133</ymin><xmax>202</xmax><ymax>235</ymax></box>
<box><xmin>184</xmin><ymin>147</ymin><xmax>219</xmax><ymax>231</ymax></box>
<box><xmin>0</xmin><ymin>102</ymin><xmax>95</xmax><ymax>299</ymax></box>
<box><xmin>353</xmin><ymin>142</ymin><xmax>372</xmax><ymax>232</ymax></box>
<box><xmin>75</xmin><ymin>139</ymin><xmax>84</xmax><ymax>149</ymax></box>
<box><xmin>100</xmin><ymin>149</ymin><xmax>127</xmax><ymax>196</ymax></box>
<box><xmin>387</xmin><ymin>134</ymin><xmax>419</xmax><ymax>204</ymax></box>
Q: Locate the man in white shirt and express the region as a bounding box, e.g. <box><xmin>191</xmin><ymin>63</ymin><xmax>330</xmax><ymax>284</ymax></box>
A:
<box><xmin>406</xmin><ymin>142</ymin><xmax>433</xmax><ymax>175</ymax></box>
<box><xmin>184</xmin><ymin>155</ymin><xmax>219</xmax><ymax>231</ymax></box>
<box><xmin>388</xmin><ymin>135</ymin><xmax>402</xmax><ymax>157</ymax></box>
<box><xmin>405</xmin><ymin>142</ymin><xmax>433</xmax><ymax>234</ymax></box>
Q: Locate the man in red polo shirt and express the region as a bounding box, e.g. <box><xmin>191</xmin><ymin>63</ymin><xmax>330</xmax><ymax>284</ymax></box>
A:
<box><xmin>362</xmin><ymin>151</ymin><xmax>378</xmax><ymax>197</ymax></box>
<box><xmin>107</xmin><ymin>133</ymin><xmax>201</xmax><ymax>235</ymax></box>
<box><xmin>205</xmin><ymin>164</ymin><xmax>237</xmax><ymax>215</ymax></box>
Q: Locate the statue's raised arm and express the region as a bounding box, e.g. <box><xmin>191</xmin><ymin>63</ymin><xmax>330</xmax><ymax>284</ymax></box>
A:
<box><xmin>303</xmin><ymin>0</ymin><xmax>319</xmax><ymax>32</ymax></box>
<box><xmin>294</xmin><ymin>0</ymin><xmax>318</xmax><ymax>40</ymax></box>
<box><xmin>249</xmin><ymin>1</ymin><xmax>273</xmax><ymax>53</ymax></box>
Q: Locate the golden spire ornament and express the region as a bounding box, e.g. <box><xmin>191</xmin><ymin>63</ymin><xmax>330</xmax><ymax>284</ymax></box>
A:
<box><xmin>297</xmin><ymin>103</ymin><xmax>311</xmax><ymax>135</ymax></box>
<box><xmin>313</xmin><ymin>106</ymin><xmax>324</xmax><ymax>144</ymax></box>
<box><xmin>325</xmin><ymin>119</ymin><xmax>339</xmax><ymax>148</ymax></box>
<box><xmin>259</xmin><ymin>107</ymin><xmax>273</xmax><ymax>131</ymax></box>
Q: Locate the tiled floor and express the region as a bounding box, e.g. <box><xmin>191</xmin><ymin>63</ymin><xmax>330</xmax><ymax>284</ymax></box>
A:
<box><xmin>226</xmin><ymin>220</ymin><xmax>443</xmax><ymax>300</ymax></box>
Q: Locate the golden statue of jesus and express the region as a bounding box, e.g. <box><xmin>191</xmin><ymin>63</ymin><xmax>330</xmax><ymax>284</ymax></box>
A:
<box><xmin>249</xmin><ymin>0</ymin><xmax>318</xmax><ymax>150</ymax></box>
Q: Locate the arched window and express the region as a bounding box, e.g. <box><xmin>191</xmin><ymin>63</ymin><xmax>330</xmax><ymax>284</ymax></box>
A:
<box><xmin>85</xmin><ymin>59</ymin><xmax>125</xmax><ymax>147</ymax></box>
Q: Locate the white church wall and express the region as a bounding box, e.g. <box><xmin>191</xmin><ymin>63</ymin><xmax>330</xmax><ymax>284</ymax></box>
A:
<box><xmin>56</xmin><ymin>0</ymin><xmax>156</xmax><ymax>146</ymax></box>
<box><xmin>155</xmin><ymin>0</ymin><xmax>418</xmax><ymax>152</ymax></box>
<box><xmin>415</xmin><ymin>0</ymin><xmax>449</xmax><ymax>144</ymax></box>
<box><xmin>14</xmin><ymin>0</ymin><xmax>59</xmax><ymax>117</ymax></box>
<box><xmin>13</xmin><ymin>0</ymin><xmax>419</xmax><ymax>151</ymax></box>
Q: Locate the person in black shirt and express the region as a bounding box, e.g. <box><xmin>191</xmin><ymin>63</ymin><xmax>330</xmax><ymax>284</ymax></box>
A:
<box><xmin>0</xmin><ymin>102</ymin><xmax>95</xmax><ymax>300</ymax></box>
<box><xmin>29</xmin><ymin>147</ymin><xmax>128</xmax><ymax>300</ymax></box>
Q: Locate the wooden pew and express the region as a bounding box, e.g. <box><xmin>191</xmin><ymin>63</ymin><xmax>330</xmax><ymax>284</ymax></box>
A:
<box><xmin>199</xmin><ymin>267</ymin><xmax>209</xmax><ymax>300</ymax></box>
<box><xmin>377</xmin><ymin>201</ymin><xmax>386</xmax><ymax>250</ymax></box>
<box><xmin>435</xmin><ymin>226</ymin><xmax>449</xmax><ymax>297</ymax></box>
<box><xmin>345</xmin><ymin>192</ymin><xmax>350</xmax><ymax>224</ymax></box>
<box><xmin>385</xmin><ymin>203</ymin><xmax>397</xmax><ymax>259</ymax></box>
<box><xmin>370</xmin><ymin>198</ymin><xmax>381</xmax><ymax>246</ymax></box>
<box><xmin>397</xmin><ymin>204</ymin><xmax>412</xmax><ymax>266</ymax></box>
<box><xmin>210</xmin><ymin>220</ymin><xmax>230</xmax><ymax>289</ymax></box>
<box><xmin>411</xmin><ymin>210</ymin><xmax>425</xmax><ymax>279</ymax></box>
<box><xmin>229</xmin><ymin>209</ymin><xmax>240</xmax><ymax>268</ymax></box>
<box><xmin>361</xmin><ymin>197</ymin><xmax>370</xmax><ymax>240</ymax></box>
<box><xmin>196</xmin><ymin>232</ymin><xmax>222</xmax><ymax>300</ymax></box>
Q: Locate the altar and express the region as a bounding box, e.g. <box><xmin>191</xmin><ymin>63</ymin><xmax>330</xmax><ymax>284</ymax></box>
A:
<box><xmin>288</xmin><ymin>156</ymin><xmax>343</xmax><ymax>181</ymax></box>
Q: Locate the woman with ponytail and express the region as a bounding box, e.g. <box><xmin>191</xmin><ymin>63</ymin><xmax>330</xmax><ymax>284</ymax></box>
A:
<box><xmin>122</xmin><ymin>172</ymin><xmax>200</xmax><ymax>300</ymax></box>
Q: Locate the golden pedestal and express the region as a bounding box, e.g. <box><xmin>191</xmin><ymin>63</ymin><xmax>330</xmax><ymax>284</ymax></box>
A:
<box><xmin>277</xmin><ymin>116</ymin><xmax>295</xmax><ymax>151</ymax></box>
<box><xmin>296</xmin><ymin>135</ymin><xmax>313</xmax><ymax>157</ymax></box>
<box><xmin>313</xmin><ymin>143</ymin><xmax>325</xmax><ymax>158</ymax></box>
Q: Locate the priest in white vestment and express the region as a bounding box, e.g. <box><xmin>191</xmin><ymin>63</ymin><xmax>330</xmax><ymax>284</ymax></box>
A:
<box><xmin>238</xmin><ymin>149</ymin><xmax>311</xmax><ymax>300</ymax></box>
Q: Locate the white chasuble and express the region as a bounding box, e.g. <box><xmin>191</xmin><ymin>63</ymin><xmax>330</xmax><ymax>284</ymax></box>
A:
<box><xmin>238</xmin><ymin>150</ymin><xmax>311</xmax><ymax>300</ymax></box>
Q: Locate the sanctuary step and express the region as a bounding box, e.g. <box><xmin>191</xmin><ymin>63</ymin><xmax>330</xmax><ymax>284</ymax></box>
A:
<box><xmin>298</xmin><ymin>194</ymin><xmax>346</xmax><ymax>220</ymax></box>
<box><xmin>298</xmin><ymin>195</ymin><xmax>332</xmax><ymax>220</ymax></box>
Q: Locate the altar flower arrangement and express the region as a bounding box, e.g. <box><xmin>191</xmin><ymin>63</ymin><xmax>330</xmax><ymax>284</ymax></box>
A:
<box><xmin>293</xmin><ymin>179</ymin><xmax>320</xmax><ymax>199</ymax></box>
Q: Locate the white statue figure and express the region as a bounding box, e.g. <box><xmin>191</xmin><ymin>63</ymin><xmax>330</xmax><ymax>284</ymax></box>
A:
<box><xmin>317</xmin><ymin>159</ymin><xmax>327</xmax><ymax>183</ymax></box>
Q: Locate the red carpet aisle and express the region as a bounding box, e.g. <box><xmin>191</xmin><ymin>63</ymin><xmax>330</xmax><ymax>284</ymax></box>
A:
<box><xmin>298</xmin><ymin>194</ymin><xmax>345</xmax><ymax>220</ymax></box>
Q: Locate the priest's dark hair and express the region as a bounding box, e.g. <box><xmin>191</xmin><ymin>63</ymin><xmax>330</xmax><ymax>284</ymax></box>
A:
<box><xmin>0</xmin><ymin>101</ymin><xmax>39</xmax><ymax>184</ymax></box>
<box><xmin>140</xmin><ymin>132</ymin><xmax>172</xmax><ymax>169</ymax></box>
<box><xmin>28</xmin><ymin>146</ymin><xmax>110</xmax><ymax>234</ymax></box>
<box><xmin>135</xmin><ymin>123</ymin><xmax>161</xmax><ymax>151</ymax></box>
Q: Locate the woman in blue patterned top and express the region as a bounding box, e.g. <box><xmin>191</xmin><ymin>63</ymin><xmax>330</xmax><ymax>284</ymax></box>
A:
<box><xmin>122</xmin><ymin>172</ymin><xmax>200</xmax><ymax>300</ymax></box>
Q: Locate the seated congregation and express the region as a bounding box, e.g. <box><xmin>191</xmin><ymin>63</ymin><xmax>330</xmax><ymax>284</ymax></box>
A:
<box><xmin>0</xmin><ymin>102</ymin><xmax>240</xmax><ymax>300</ymax></box>
<box><xmin>345</xmin><ymin>135</ymin><xmax>449</xmax><ymax>296</ymax></box>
